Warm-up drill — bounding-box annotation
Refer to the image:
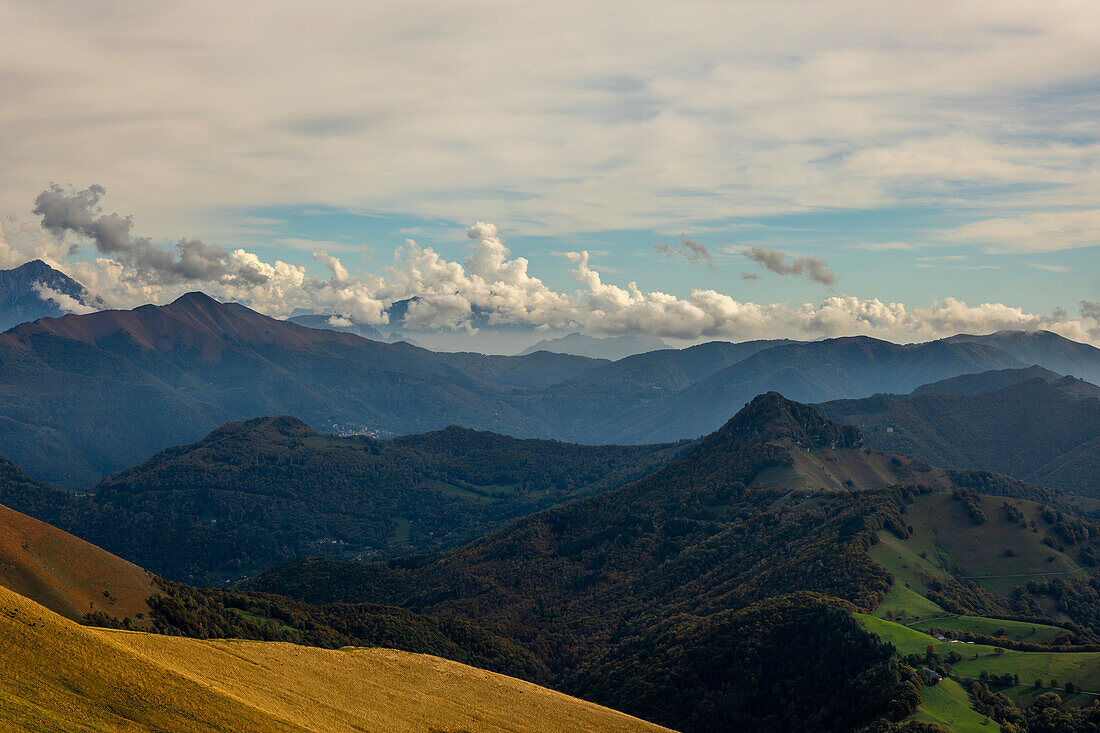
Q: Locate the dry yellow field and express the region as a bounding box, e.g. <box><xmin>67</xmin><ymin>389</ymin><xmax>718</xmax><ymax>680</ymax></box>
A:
<box><xmin>0</xmin><ymin>584</ymin><xmax>669</xmax><ymax>733</ymax></box>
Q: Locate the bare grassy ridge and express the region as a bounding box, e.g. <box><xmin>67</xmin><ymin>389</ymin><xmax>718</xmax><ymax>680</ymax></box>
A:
<box><xmin>895</xmin><ymin>492</ymin><xmax>1093</xmax><ymax>599</ymax></box>
<box><xmin>0</xmin><ymin>585</ymin><xmax>668</xmax><ymax>732</ymax></box>
<box><xmin>0</xmin><ymin>502</ymin><xmax>155</xmax><ymax>623</ymax></box>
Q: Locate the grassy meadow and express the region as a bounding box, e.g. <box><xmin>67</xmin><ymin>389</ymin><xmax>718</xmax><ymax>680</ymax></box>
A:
<box><xmin>0</xmin><ymin>584</ymin><xmax>669</xmax><ymax>732</ymax></box>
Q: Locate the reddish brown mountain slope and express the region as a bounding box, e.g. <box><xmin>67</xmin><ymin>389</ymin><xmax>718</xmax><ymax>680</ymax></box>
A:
<box><xmin>0</xmin><ymin>501</ymin><xmax>155</xmax><ymax>623</ymax></box>
<box><xmin>0</xmin><ymin>291</ymin><xmax>366</xmax><ymax>359</ymax></box>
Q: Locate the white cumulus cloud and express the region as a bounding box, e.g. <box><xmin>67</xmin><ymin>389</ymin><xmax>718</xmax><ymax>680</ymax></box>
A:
<box><xmin>5</xmin><ymin>193</ymin><xmax>1097</xmax><ymax>347</ymax></box>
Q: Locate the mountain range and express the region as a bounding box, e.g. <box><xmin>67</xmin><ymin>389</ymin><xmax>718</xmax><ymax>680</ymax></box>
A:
<box><xmin>0</xmin><ymin>392</ymin><xmax>953</xmax><ymax>730</ymax></box>
<box><xmin>0</xmin><ymin>291</ymin><xmax>564</xmax><ymax>488</ymax></box>
<box><xmin>5</xmin><ymin>384</ymin><xmax>1100</xmax><ymax>729</ymax></box>
<box><xmin>819</xmin><ymin>366</ymin><xmax>1100</xmax><ymax>497</ymax></box>
<box><xmin>2</xmin><ymin>284</ymin><xmax>1099</xmax><ymax>489</ymax></box>
<box><xmin>239</xmin><ymin>392</ymin><xmax>1100</xmax><ymax>730</ymax></box>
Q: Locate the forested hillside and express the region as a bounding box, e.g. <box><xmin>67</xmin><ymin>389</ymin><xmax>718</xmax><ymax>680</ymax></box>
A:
<box><xmin>0</xmin><ymin>419</ymin><xmax>678</xmax><ymax>585</ymax></box>
<box><xmin>820</xmin><ymin>374</ymin><xmax>1100</xmax><ymax>496</ymax></box>
<box><xmin>243</xmin><ymin>393</ymin><xmax>1078</xmax><ymax>730</ymax></box>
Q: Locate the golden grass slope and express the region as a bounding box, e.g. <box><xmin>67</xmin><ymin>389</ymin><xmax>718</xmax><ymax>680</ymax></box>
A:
<box><xmin>893</xmin><ymin>492</ymin><xmax>1092</xmax><ymax>598</ymax></box>
<box><xmin>0</xmin><ymin>584</ymin><xmax>668</xmax><ymax>733</ymax></box>
<box><xmin>0</xmin><ymin>584</ymin><xmax>300</xmax><ymax>733</ymax></box>
<box><xmin>0</xmin><ymin>502</ymin><xmax>155</xmax><ymax>623</ymax></box>
<box><xmin>751</xmin><ymin>447</ymin><xmax>952</xmax><ymax>492</ymax></box>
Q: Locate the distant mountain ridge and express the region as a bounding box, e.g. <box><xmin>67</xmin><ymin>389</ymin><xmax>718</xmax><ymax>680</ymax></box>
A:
<box><xmin>580</xmin><ymin>335</ymin><xmax>1030</xmax><ymax>442</ymax></box>
<box><xmin>1</xmin><ymin>289</ymin><xmax>1098</xmax><ymax>487</ymax></box>
<box><xmin>911</xmin><ymin>364</ymin><xmax>1100</xmax><ymax>400</ymax></box>
<box><xmin>819</xmin><ymin>368</ymin><xmax>1100</xmax><ymax>496</ymax></box>
<box><xmin>285</xmin><ymin>313</ymin><xmax>385</xmax><ymax>340</ymax></box>
<box><xmin>519</xmin><ymin>332</ymin><xmax>669</xmax><ymax>360</ymax></box>
<box><xmin>943</xmin><ymin>330</ymin><xmax>1100</xmax><ymax>384</ymax></box>
<box><xmin>0</xmin><ymin>259</ymin><xmax>103</xmax><ymax>332</ymax></box>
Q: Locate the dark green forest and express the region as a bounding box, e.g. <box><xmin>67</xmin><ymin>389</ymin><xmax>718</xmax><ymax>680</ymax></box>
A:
<box><xmin>0</xmin><ymin>417</ymin><xmax>679</xmax><ymax>584</ymax></box>
<box><xmin>819</xmin><ymin>377</ymin><xmax>1100</xmax><ymax>496</ymax></box>
<box><xmin>127</xmin><ymin>578</ymin><xmax>549</xmax><ymax>683</ymax></box>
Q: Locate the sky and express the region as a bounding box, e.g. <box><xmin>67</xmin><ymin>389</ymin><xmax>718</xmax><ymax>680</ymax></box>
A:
<box><xmin>1</xmin><ymin>0</ymin><xmax>1099</xmax><ymax>349</ymax></box>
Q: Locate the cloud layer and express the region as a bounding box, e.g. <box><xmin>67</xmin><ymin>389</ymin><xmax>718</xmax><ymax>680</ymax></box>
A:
<box><xmin>1</xmin><ymin>1</ymin><xmax>1098</xmax><ymax>244</ymax></box>
<box><xmin>7</xmin><ymin>185</ymin><xmax>1098</xmax><ymax>347</ymax></box>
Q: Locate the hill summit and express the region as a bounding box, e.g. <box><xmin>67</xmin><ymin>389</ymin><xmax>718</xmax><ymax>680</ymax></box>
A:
<box><xmin>0</xmin><ymin>259</ymin><xmax>103</xmax><ymax>332</ymax></box>
<box><xmin>712</xmin><ymin>391</ymin><xmax>863</xmax><ymax>450</ymax></box>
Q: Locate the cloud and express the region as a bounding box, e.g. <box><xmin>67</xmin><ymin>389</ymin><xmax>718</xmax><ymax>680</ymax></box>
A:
<box><xmin>0</xmin><ymin>218</ymin><xmax>72</xmax><ymax>269</ymax></box>
<box><xmin>380</xmin><ymin>221</ymin><xmax>575</xmax><ymax>331</ymax></box>
<box><xmin>742</xmin><ymin>246</ymin><xmax>836</xmax><ymax>285</ymax></box>
<box><xmin>850</xmin><ymin>242</ymin><xmax>916</xmax><ymax>251</ymax></box>
<box><xmin>1083</xmin><ymin>301</ymin><xmax>1100</xmax><ymax>339</ymax></box>
<box><xmin>28</xmin><ymin>184</ymin><xmax>392</xmax><ymax>322</ymax></box>
<box><xmin>1027</xmin><ymin>262</ymin><xmax>1070</xmax><ymax>273</ymax></box>
<box><xmin>5</xmin><ymin>199</ymin><xmax>1099</xmax><ymax>346</ymax></box>
<box><xmin>914</xmin><ymin>263</ymin><xmax>1000</xmax><ymax>270</ymax></box>
<box><xmin>740</xmin><ymin>272</ymin><xmax>760</xmax><ymax>280</ymax></box>
<box><xmin>31</xmin><ymin>282</ymin><xmax>98</xmax><ymax>315</ymax></box>
<box><xmin>844</xmin><ymin>134</ymin><xmax>1062</xmax><ymax>183</ymax></box>
<box><xmin>946</xmin><ymin>210</ymin><xmax>1100</xmax><ymax>254</ymax></box>
<box><xmin>34</xmin><ymin>184</ymin><xmax>250</xmax><ymax>285</ymax></box>
<box><xmin>654</xmin><ymin>235</ymin><xmax>714</xmax><ymax>267</ymax></box>
<box><xmin>3</xmin><ymin>2</ymin><xmax>1099</xmax><ymax>241</ymax></box>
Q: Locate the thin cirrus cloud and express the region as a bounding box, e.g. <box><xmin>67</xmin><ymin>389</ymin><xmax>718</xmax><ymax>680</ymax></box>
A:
<box><xmin>849</xmin><ymin>242</ymin><xmax>917</xmax><ymax>251</ymax></box>
<box><xmin>945</xmin><ymin>210</ymin><xmax>1100</xmax><ymax>254</ymax></box>
<box><xmin>1027</xmin><ymin>262</ymin><xmax>1071</xmax><ymax>273</ymax></box>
